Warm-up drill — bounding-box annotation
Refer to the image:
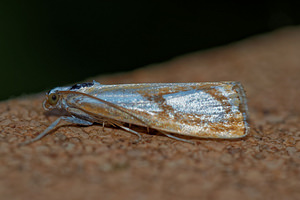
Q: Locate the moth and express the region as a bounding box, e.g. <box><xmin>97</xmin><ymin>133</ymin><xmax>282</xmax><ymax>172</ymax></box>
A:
<box><xmin>22</xmin><ymin>81</ymin><xmax>249</xmax><ymax>145</ymax></box>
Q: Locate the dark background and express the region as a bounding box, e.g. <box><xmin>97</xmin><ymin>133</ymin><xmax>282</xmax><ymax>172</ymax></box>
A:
<box><xmin>1</xmin><ymin>0</ymin><xmax>299</xmax><ymax>100</ymax></box>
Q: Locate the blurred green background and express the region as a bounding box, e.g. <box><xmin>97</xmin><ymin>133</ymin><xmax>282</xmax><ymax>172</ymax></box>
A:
<box><xmin>1</xmin><ymin>1</ymin><xmax>299</xmax><ymax>100</ymax></box>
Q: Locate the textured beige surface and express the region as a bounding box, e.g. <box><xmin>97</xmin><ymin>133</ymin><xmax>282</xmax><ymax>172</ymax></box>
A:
<box><xmin>1</xmin><ymin>27</ymin><xmax>300</xmax><ymax>200</ymax></box>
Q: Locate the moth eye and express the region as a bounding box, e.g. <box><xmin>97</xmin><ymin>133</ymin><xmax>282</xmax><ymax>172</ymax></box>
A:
<box><xmin>48</xmin><ymin>93</ymin><xmax>59</xmax><ymax>105</ymax></box>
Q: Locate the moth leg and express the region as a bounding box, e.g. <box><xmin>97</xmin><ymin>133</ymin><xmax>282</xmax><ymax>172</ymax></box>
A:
<box><xmin>19</xmin><ymin>116</ymin><xmax>65</xmax><ymax>146</ymax></box>
<box><xmin>64</xmin><ymin>116</ymin><xmax>94</xmax><ymax>126</ymax></box>
<box><xmin>117</xmin><ymin>124</ymin><xmax>142</xmax><ymax>143</ymax></box>
<box><xmin>159</xmin><ymin>131</ymin><xmax>195</xmax><ymax>144</ymax></box>
<box><xmin>102</xmin><ymin>121</ymin><xmax>105</xmax><ymax>132</ymax></box>
<box><xmin>19</xmin><ymin>116</ymin><xmax>93</xmax><ymax>146</ymax></box>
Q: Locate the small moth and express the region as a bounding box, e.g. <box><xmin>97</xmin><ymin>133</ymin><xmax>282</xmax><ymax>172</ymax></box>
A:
<box><xmin>22</xmin><ymin>81</ymin><xmax>249</xmax><ymax>145</ymax></box>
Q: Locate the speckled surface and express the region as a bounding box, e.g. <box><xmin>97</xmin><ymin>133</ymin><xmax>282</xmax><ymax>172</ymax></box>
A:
<box><xmin>1</xmin><ymin>27</ymin><xmax>300</xmax><ymax>200</ymax></box>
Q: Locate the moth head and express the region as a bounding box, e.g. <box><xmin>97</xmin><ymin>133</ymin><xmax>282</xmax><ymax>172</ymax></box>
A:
<box><xmin>43</xmin><ymin>91</ymin><xmax>61</xmax><ymax>110</ymax></box>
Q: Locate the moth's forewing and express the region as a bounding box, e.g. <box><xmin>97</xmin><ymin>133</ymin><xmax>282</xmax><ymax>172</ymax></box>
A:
<box><xmin>65</xmin><ymin>82</ymin><xmax>249</xmax><ymax>138</ymax></box>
